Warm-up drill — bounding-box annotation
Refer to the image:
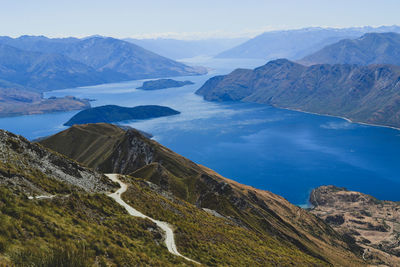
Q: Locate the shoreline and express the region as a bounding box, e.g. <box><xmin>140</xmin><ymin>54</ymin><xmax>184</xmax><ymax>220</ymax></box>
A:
<box><xmin>271</xmin><ymin>105</ymin><xmax>400</xmax><ymax>132</ymax></box>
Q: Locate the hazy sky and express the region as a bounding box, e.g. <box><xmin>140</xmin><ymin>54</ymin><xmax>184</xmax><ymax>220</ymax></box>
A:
<box><xmin>1</xmin><ymin>0</ymin><xmax>399</xmax><ymax>39</ymax></box>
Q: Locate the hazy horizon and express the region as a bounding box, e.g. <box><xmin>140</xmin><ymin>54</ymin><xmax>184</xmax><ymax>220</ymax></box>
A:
<box><xmin>2</xmin><ymin>25</ymin><xmax>400</xmax><ymax>41</ymax></box>
<box><xmin>1</xmin><ymin>0</ymin><xmax>400</xmax><ymax>40</ymax></box>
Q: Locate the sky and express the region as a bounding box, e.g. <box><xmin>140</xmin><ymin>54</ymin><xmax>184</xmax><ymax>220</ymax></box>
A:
<box><xmin>1</xmin><ymin>0</ymin><xmax>399</xmax><ymax>39</ymax></box>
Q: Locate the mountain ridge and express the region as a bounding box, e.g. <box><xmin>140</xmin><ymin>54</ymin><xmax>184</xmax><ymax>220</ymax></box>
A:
<box><xmin>301</xmin><ymin>32</ymin><xmax>400</xmax><ymax>65</ymax></box>
<box><xmin>0</xmin><ymin>36</ymin><xmax>206</xmax><ymax>82</ymax></box>
<box><xmin>196</xmin><ymin>59</ymin><xmax>400</xmax><ymax>129</ymax></box>
<box><xmin>38</xmin><ymin>123</ymin><xmax>365</xmax><ymax>265</ymax></box>
<box><xmin>215</xmin><ymin>26</ymin><xmax>400</xmax><ymax>60</ymax></box>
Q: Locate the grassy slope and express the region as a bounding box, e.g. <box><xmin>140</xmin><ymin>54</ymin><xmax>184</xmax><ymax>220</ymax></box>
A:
<box><xmin>0</xmin><ymin>129</ymin><xmax>194</xmax><ymax>266</ymax></box>
<box><xmin>0</xmin><ymin>186</ymin><xmax>192</xmax><ymax>266</ymax></box>
<box><xmin>40</xmin><ymin>123</ymin><xmax>365</xmax><ymax>266</ymax></box>
<box><xmin>39</xmin><ymin>123</ymin><xmax>125</xmax><ymax>170</ymax></box>
<box><xmin>122</xmin><ymin>175</ymin><xmax>326</xmax><ymax>266</ymax></box>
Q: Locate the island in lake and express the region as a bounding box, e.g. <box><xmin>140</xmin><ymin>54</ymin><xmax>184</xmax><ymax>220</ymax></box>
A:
<box><xmin>137</xmin><ymin>79</ymin><xmax>194</xmax><ymax>90</ymax></box>
<box><xmin>64</xmin><ymin>105</ymin><xmax>180</xmax><ymax>126</ymax></box>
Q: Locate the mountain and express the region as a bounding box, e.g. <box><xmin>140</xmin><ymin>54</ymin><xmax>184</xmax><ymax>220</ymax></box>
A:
<box><xmin>125</xmin><ymin>37</ymin><xmax>248</xmax><ymax>59</ymax></box>
<box><xmin>0</xmin><ymin>43</ymin><xmax>110</xmax><ymax>92</ymax></box>
<box><xmin>301</xmin><ymin>32</ymin><xmax>400</xmax><ymax>65</ymax></box>
<box><xmin>64</xmin><ymin>105</ymin><xmax>180</xmax><ymax>126</ymax></box>
<box><xmin>0</xmin><ymin>129</ymin><xmax>197</xmax><ymax>266</ymax></box>
<box><xmin>310</xmin><ymin>186</ymin><xmax>400</xmax><ymax>266</ymax></box>
<box><xmin>38</xmin><ymin>123</ymin><xmax>364</xmax><ymax>265</ymax></box>
<box><xmin>137</xmin><ymin>79</ymin><xmax>193</xmax><ymax>90</ymax></box>
<box><xmin>215</xmin><ymin>26</ymin><xmax>400</xmax><ymax>60</ymax></box>
<box><xmin>196</xmin><ymin>59</ymin><xmax>400</xmax><ymax>128</ymax></box>
<box><xmin>0</xmin><ymin>36</ymin><xmax>206</xmax><ymax>117</ymax></box>
<box><xmin>0</xmin><ymin>36</ymin><xmax>207</xmax><ymax>82</ymax></box>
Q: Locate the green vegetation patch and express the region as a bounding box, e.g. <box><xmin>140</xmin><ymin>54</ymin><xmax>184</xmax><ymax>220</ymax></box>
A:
<box><xmin>0</xmin><ymin>186</ymin><xmax>193</xmax><ymax>266</ymax></box>
<box><xmin>122</xmin><ymin>176</ymin><xmax>327</xmax><ymax>266</ymax></box>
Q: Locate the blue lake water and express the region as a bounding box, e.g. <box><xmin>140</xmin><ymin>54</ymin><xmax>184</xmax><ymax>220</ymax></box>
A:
<box><xmin>1</xmin><ymin>57</ymin><xmax>400</xmax><ymax>205</ymax></box>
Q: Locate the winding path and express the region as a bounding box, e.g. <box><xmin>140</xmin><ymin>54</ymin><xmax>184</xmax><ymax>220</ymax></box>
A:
<box><xmin>106</xmin><ymin>174</ymin><xmax>199</xmax><ymax>264</ymax></box>
<box><xmin>28</xmin><ymin>195</ymin><xmax>55</xmax><ymax>200</ymax></box>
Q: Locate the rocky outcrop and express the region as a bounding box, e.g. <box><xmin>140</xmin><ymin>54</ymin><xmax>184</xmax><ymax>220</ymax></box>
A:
<box><xmin>0</xmin><ymin>129</ymin><xmax>115</xmax><ymax>195</ymax></box>
<box><xmin>99</xmin><ymin>129</ymin><xmax>155</xmax><ymax>174</ymax></box>
<box><xmin>310</xmin><ymin>186</ymin><xmax>400</xmax><ymax>266</ymax></box>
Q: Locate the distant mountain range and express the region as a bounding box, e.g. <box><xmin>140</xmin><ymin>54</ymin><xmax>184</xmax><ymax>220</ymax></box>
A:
<box><xmin>0</xmin><ymin>35</ymin><xmax>206</xmax><ymax>117</ymax></box>
<box><xmin>0</xmin><ymin>43</ymin><xmax>109</xmax><ymax>92</ymax></box>
<box><xmin>125</xmin><ymin>37</ymin><xmax>248</xmax><ymax>59</ymax></box>
<box><xmin>300</xmin><ymin>32</ymin><xmax>400</xmax><ymax>65</ymax></box>
<box><xmin>215</xmin><ymin>26</ymin><xmax>400</xmax><ymax>60</ymax></box>
<box><xmin>0</xmin><ymin>35</ymin><xmax>206</xmax><ymax>92</ymax></box>
<box><xmin>196</xmin><ymin>59</ymin><xmax>400</xmax><ymax>128</ymax></box>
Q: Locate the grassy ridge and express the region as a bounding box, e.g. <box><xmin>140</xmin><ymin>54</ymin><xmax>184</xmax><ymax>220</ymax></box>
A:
<box><xmin>39</xmin><ymin>123</ymin><xmax>365</xmax><ymax>265</ymax></box>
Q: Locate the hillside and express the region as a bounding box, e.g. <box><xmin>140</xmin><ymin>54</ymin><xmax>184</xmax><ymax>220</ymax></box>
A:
<box><xmin>0</xmin><ymin>44</ymin><xmax>110</xmax><ymax>92</ymax></box>
<box><xmin>39</xmin><ymin>123</ymin><xmax>365</xmax><ymax>266</ymax></box>
<box><xmin>0</xmin><ymin>36</ymin><xmax>206</xmax><ymax>117</ymax></box>
<box><xmin>137</xmin><ymin>79</ymin><xmax>194</xmax><ymax>90</ymax></box>
<box><xmin>215</xmin><ymin>26</ymin><xmax>400</xmax><ymax>60</ymax></box>
<box><xmin>0</xmin><ymin>129</ymin><xmax>198</xmax><ymax>266</ymax></box>
<box><xmin>310</xmin><ymin>186</ymin><xmax>400</xmax><ymax>266</ymax></box>
<box><xmin>196</xmin><ymin>59</ymin><xmax>400</xmax><ymax>129</ymax></box>
<box><xmin>0</xmin><ymin>36</ymin><xmax>207</xmax><ymax>82</ymax></box>
<box><xmin>64</xmin><ymin>105</ymin><xmax>180</xmax><ymax>126</ymax></box>
<box><xmin>301</xmin><ymin>32</ymin><xmax>400</xmax><ymax>65</ymax></box>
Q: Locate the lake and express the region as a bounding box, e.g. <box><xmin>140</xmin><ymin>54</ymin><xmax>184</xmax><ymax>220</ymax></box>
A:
<box><xmin>1</xmin><ymin>57</ymin><xmax>400</xmax><ymax>205</ymax></box>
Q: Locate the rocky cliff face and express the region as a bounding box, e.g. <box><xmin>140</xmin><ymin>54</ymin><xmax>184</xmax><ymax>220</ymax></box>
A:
<box><xmin>99</xmin><ymin>128</ymin><xmax>155</xmax><ymax>174</ymax></box>
<box><xmin>310</xmin><ymin>185</ymin><xmax>400</xmax><ymax>266</ymax></box>
<box><xmin>40</xmin><ymin>123</ymin><xmax>365</xmax><ymax>265</ymax></box>
<box><xmin>196</xmin><ymin>59</ymin><xmax>400</xmax><ymax>128</ymax></box>
<box><xmin>0</xmin><ymin>129</ymin><xmax>114</xmax><ymax>195</ymax></box>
